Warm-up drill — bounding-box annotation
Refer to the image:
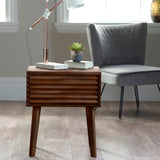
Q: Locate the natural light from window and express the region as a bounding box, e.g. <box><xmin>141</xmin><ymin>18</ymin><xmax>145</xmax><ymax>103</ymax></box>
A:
<box><xmin>69</xmin><ymin>0</ymin><xmax>152</xmax><ymax>23</ymax></box>
<box><xmin>0</xmin><ymin>0</ymin><xmax>6</xmax><ymax>22</ymax></box>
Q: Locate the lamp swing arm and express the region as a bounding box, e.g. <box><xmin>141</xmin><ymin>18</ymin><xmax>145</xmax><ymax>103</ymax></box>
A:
<box><xmin>29</xmin><ymin>0</ymin><xmax>64</xmax><ymax>30</ymax></box>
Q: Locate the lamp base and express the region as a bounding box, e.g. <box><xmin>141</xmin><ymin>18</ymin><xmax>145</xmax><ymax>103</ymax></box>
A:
<box><xmin>36</xmin><ymin>62</ymin><xmax>68</xmax><ymax>70</ymax></box>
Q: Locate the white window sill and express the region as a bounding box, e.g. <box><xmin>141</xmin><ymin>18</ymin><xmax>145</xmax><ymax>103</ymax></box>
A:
<box><xmin>0</xmin><ymin>22</ymin><xmax>19</xmax><ymax>32</ymax></box>
<box><xmin>55</xmin><ymin>22</ymin><xmax>160</xmax><ymax>34</ymax></box>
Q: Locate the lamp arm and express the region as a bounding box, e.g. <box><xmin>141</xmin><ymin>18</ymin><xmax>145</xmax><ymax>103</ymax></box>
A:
<box><xmin>29</xmin><ymin>0</ymin><xmax>64</xmax><ymax>30</ymax></box>
<box><xmin>29</xmin><ymin>17</ymin><xmax>44</xmax><ymax>30</ymax></box>
<box><xmin>49</xmin><ymin>0</ymin><xmax>64</xmax><ymax>12</ymax></box>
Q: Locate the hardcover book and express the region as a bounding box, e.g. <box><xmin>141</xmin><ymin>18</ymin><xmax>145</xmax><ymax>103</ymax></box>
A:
<box><xmin>36</xmin><ymin>62</ymin><xmax>68</xmax><ymax>70</ymax></box>
<box><xmin>64</xmin><ymin>60</ymin><xmax>93</xmax><ymax>69</ymax></box>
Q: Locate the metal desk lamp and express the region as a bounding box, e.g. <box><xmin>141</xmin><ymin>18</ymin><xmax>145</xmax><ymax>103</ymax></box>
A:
<box><xmin>29</xmin><ymin>0</ymin><xmax>85</xmax><ymax>69</ymax></box>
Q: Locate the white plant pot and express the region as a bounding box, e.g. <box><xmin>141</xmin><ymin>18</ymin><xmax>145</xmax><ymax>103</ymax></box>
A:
<box><xmin>70</xmin><ymin>50</ymin><xmax>83</xmax><ymax>62</ymax></box>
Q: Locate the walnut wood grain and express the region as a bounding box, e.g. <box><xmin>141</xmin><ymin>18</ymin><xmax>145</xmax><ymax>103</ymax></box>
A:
<box><xmin>27</xmin><ymin>66</ymin><xmax>100</xmax><ymax>73</ymax></box>
<box><xmin>30</xmin><ymin>90</ymin><xmax>98</xmax><ymax>94</ymax></box>
<box><xmin>26</xmin><ymin>66</ymin><xmax>101</xmax><ymax>158</ymax></box>
<box><xmin>30</xmin><ymin>79</ymin><xmax>98</xmax><ymax>85</ymax></box>
<box><xmin>29</xmin><ymin>106</ymin><xmax>41</xmax><ymax>157</ymax></box>
<box><xmin>26</xmin><ymin>66</ymin><xmax>101</xmax><ymax>107</ymax></box>
<box><xmin>30</xmin><ymin>84</ymin><xmax>98</xmax><ymax>89</ymax></box>
<box><xmin>30</xmin><ymin>75</ymin><xmax>98</xmax><ymax>80</ymax></box>
<box><xmin>30</xmin><ymin>94</ymin><xmax>98</xmax><ymax>99</ymax></box>
<box><xmin>30</xmin><ymin>99</ymin><xmax>98</xmax><ymax>104</ymax></box>
<box><xmin>86</xmin><ymin>107</ymin><xmax>97</xmax><ymax>157</ymax></box>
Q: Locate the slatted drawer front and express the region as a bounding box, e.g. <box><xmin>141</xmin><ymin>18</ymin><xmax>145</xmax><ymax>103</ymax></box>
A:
<box><xmin>27</xmin><ymin>74</ymin><xmax>100</xmax><ymax>106</ymax></box>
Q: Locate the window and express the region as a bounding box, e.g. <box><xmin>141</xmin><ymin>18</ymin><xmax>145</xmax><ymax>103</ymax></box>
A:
<box><xmin>0</xmin><ymin>0</ymin><xmax>6</xmax><ymax>22</ymax></box>
<box><xmin>56</xmin><ymin>0</ymin><xmax>160</xmax><ymax>34</ymax></box>
<box><xmin>0</xmin><ymin>0</ymin><xmax>19</xmax><ymax>32</ymax></box>
<box><xmin>69</xmin><ymin>0</ymin><xmax>152</xmax><ymax>23</ymax></box>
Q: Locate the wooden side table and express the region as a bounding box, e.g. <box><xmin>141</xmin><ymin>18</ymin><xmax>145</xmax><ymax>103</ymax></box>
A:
<box><xmin>26</xmin><ymin>66</ymin><xmax>101</xmax><ymax>157</ymax></box>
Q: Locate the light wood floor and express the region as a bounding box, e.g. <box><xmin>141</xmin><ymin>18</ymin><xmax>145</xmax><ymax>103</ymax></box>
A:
<box><xmin>0</xmin><ymin>101</ymin><xmax>160</xmax><ymax>160</ymax></box>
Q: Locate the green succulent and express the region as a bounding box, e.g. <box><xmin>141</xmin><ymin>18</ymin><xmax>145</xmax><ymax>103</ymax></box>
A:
<box><xmin>69</xmin><ymin>42</ymin><xmax>84</xmax><ymax>52</ymax></box>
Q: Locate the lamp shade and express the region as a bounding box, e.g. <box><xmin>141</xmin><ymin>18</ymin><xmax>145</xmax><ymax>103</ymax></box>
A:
<box><xmin>66</xmin><ymin>0</ymin><xmax>85</xmax><ymax>9</ymax></box>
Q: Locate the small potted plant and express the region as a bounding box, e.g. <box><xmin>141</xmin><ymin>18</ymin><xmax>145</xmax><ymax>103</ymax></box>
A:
<box><xmin>69</xmin><ymin>42</ymin><xmax>84</xmax><ymax>62</ymax></box>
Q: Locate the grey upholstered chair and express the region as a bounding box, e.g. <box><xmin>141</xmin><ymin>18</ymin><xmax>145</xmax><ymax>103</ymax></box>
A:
<box><xmin>87</xmin><ymin>23</ymin><xmax>160</xmax><ymax>119</ymax></box>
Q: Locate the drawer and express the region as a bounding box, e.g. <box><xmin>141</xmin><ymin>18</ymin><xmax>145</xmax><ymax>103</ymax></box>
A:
<box><xmin>27</xmin><ymin>74</ymin><xmax>101</xmax><ymax>107</ymax></box>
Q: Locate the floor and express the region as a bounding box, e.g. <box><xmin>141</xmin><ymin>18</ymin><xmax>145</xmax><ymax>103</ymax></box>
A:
<box><xmin>0</xmin><ymin>102</ymin><xmax>160</xmax><ymax>160</ymax></box>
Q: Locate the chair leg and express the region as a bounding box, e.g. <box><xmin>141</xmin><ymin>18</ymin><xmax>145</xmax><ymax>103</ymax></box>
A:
<box><xmin>157</xmin><ymin>84</ymin><xmax>160</xmax><ymax>92</ymax></box>
<box><xmin>119</xmin><ymin>86</ymin><xmax>124</xmax><ymax>119</ymax></box>
<box><xmin>134</xmin><ymin>85</ymin><xmax>139</xmax><ymax>109</ymax></box>
<box><xmin>101</xmin><ymin>83</ymin><xmax>106</xmax><ymax>96</ymax></box>
<box><xmin>94</xmin><ymin>83</ymin><xmax>106</xmax><ymax>111</ymax></box>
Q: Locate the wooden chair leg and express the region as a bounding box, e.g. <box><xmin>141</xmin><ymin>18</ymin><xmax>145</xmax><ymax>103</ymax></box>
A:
<box><xmin>134</xmin><ymin>85</ymin><xmax>139</xmax><ymax>109</ymax></box>
<box><xmin>119</xmin><ymin>86</ymin><xmax>124</xmax><ymax>119</ymax></box>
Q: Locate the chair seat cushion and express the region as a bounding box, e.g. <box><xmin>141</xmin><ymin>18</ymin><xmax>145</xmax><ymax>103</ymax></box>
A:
<box><xmin>101</xmin><ymin>65</ymin><xmax>160</xmax><ymax>86</ymax></box>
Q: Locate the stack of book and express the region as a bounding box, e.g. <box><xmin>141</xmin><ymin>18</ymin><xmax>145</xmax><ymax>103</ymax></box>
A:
<box><xmin>64</xmin><ymin>60</ymin><xmax>93</xmax><ymax>69</ymax></box>
<box><xmin>36</xmin><ymin>62</ymin><xmax>68</xmax><ymax>70</ymax></box>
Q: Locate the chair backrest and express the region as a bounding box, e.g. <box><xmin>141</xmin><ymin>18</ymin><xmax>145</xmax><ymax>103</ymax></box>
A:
<box><xmin>87</xmin><ymin>23</ymin><xmax>147</xmax><ymax>67</ymax></box>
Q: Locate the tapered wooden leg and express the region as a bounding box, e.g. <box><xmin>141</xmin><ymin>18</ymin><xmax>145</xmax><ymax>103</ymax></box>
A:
<box><xmin>86</xmin><ymin>107</ymin><xmax>97</xmax><ymax>157</ymax></box>
<box><xmin>29</xmin><ymin>106</ymin><xmax>41</xmax><ymax>157</ymax></box>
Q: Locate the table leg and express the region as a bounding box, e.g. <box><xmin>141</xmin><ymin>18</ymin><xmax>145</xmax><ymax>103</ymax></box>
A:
<box><xmin>29</xmin><ymin>106</ymin><xmax>41</xmax><ymax>157</ymax></box>
<box><xmin>86</xmin><ymin>107</ymin><xmax>97</xmax><ymax>157</ymax></box>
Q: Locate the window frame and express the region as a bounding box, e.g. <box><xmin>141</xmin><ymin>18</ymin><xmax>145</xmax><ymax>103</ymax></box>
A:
<box><xmin>0</xmin><ymin>0</ymin><xmax>19</xmax><ymax>32</ymax></box>
<box><xmin>55</xmin><ymin>0</ymin><xmax>160</xmax><ymax>34</ymax></box>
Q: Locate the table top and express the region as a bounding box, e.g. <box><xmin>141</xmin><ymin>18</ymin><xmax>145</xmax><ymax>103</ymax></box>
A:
<box><xmin>27</xmin><ymin>66</ymin><xmax>101</xmax><ymax>75</ymax></box>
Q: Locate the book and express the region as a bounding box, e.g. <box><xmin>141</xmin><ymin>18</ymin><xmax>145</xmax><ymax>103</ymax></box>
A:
<box><xmin>64</xmin><ymin>60</ymin><xmax>93</xmax><ymax>69</ymax></box>
<box><xmin>36</xmin><ymin>62</ymin><xmax>68</xmax><ymax>70</ymax></box>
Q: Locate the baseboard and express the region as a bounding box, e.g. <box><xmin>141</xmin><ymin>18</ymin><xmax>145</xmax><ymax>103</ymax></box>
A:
<box><xmin>0</xmin><ymin>77</ymin><xmax>26</xmax><ymax>101</ymax></box>
<box><xmin>0</xmin><ymin>78</ymin><xmax>159</xmax><ymax>101</ymax></box>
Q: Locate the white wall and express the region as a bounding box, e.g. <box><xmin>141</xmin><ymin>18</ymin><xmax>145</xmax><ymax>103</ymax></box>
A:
<box><xmin>0</xmin><ymin>0</ymin><xmax>159</xmax><ymax>101</ymax></box>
